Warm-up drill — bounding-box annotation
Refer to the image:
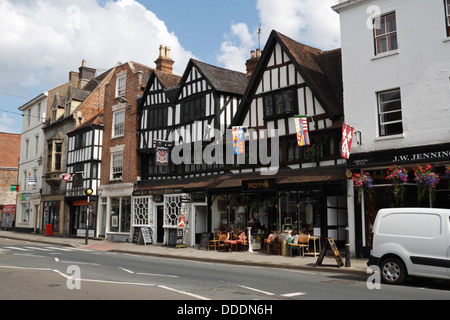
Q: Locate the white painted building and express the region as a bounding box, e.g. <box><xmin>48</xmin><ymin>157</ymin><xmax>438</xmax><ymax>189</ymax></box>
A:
<box><xmin>334</xmin><ymin>0</ymin><xmax>450</xmax><ymax>256</ymax></box>
<box><xmin>16</xmin><ymin>92</ymin><xmax>47</xmax><ymax>233</ymax></box>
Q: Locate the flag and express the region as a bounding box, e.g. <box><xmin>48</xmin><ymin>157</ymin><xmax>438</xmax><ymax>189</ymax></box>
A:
<box><xmin>341</xmin><ymin>123</ymin><xmax>355</xmax><ymax>159</ymax></box>
<box><xmin>295</xmin><ymin>116</ymin><xmax>310</xmax><ymax>146</ymax></box>
<box><xmin>232</xmin><ymin>127</ymin><xmax>245</xmax><ymax>155</ymax></box>
<box><xmin>10</xmin><ymin>185</ymin><xmax>19</xmax><ymax>192</ymax></box>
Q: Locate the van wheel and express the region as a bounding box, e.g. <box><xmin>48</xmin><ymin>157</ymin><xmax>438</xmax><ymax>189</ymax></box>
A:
<box><xmin>380</xmin><ymin>257</ymin><xmax>407</xmax><ymax>285</ymax></box>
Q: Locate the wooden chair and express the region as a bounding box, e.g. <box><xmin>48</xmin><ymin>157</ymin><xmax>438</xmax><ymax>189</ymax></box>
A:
<box><xmin>224</xmin><ymin>231</ymin><xmax>238</xmax><ymax>252</ymax></box>
<box><xmin>217</xmin><ymin>231</ymin><xmax>229</xmax><ymax>252</ymax></box>
<box><xmin>288</xmin><ymin>234</ymin><xmax>310</xmax><ymax>256</ymax></box>
<box><xmin>208</xmin><ymin>230</ymin><xmax>220</xmax><ymax>251</ymax></box>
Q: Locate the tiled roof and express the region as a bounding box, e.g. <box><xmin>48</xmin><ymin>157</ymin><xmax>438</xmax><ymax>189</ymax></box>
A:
<box><xmin>67</xmin><ymin>111</ymin><xmax>104</xmax><ymax>135</ymax></box>
<box><xmin>190</xmin><ymin>59</ymin><xmax>249</xmax><ymax>96</ymax></box>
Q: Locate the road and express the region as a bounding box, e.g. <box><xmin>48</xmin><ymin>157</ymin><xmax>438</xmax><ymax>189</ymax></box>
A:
<box><xmin>1</xmin><ymin>238</ymin><xmax>450</xmax><ymax>304</ymax></box>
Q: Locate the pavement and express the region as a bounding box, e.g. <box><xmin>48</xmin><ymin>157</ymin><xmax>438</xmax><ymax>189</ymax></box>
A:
<box><xmin>0</xmin><ymin>230</ymin><xmax>369</xmax><ymax>277</ymax></box>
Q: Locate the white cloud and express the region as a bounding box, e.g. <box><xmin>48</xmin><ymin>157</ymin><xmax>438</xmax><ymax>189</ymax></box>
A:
<box><xmin>218</xmin><ymin>0</ymin><xmax>340</xmax><ymax>72</ymax></box>
<box><xmin>0</xmin><ymin>0</ymin><xmax>194</xmax><ymax>95</ymax></box>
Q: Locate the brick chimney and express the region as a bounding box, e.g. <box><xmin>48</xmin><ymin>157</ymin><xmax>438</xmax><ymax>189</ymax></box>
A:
<box><xmin>155</xmin><ymin>45</ymin><xmax>174</xmax><ymax>74</ymax></box>
<box><xmin>246</xmin><ymin>48</ymin><xmax>261</xmax><ymax>76</ymax></box>
<box><xmin>78</xmin><ymin>59</ymin><xmax>96</xmax><ymax>89</ymax></box>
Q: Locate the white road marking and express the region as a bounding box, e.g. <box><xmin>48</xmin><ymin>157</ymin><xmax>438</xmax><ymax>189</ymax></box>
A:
<box><xmin>119</xmin><ymin>267</ymin><xmax>134</xmax><ymax>274</ymax></box>
<box><xmin>44</xmin><ymin>246</ymin><xmax>72</xmax><ymax>251</ymax></box>
<box><xmin>237</xmin><ymin>284</ymin><xmax>275</xmax><ymax>296</ymax></box>
<box><xmin>24</xmin><ymin>246</ymin><xmax>52</xmax><ymax>251</ymax></box>
<box><xmin>4</xmin><ymin>246</ymin><xmax>31</xmax><ymax>251</ymax></box>
<box><xmin>158</xmin><ymin>285</ymin><xmax>210</xmax><ymax>300</ymax></box>
<box><xmin>137</xmin><ymin>272</ymin><xmax>179</xmax><ymax>278</ymax></box>
<box><xmin>281</xmin><ymin>292</ymin><xmax>306</xmax><ymax>297</ymax></box>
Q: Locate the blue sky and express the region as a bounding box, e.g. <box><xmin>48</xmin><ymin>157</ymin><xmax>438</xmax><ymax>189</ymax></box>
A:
<box><xmin>0</xmin><ymin>0</ymin><xmax>340</xmax><ymax>134</ymax></box>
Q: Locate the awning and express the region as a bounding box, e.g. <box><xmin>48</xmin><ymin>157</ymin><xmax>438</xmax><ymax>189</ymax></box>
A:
<box><xmin>134</xmin><ymin>165</ymin><xmax>346</xmax><ymax>194</ymax></box>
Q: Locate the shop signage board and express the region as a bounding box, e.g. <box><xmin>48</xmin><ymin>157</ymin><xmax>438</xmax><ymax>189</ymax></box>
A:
<box><xmin>242</xmin><ymin>178</ymin><xmax>276</xmax><ymax>192</ymax></box>
<box><xmin>141</xmin><ymin>227</ymin><xmax>153</xmax><ymax>245</ymax></box>
<box><xmin>315</xmin><ymin>237</ymin><xmax>344</xmax><ymax>268</ymax></box>
<box><xmin>198</xmin><ymin>232</ymin><xmax>210</xmax><ymax>250</ymax></box>
<box><xmin>133</xmin><ymin>227</ymin><xmax>153</xmax><ymax>245</ymax></box>
<box><xmin>349</xmin><ymin>143</ymin><xmax>450</xmax><ymax>168</ymax></box>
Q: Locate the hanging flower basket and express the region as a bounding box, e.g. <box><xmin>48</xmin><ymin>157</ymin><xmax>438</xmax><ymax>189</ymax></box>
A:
<box><xmin>385</xmin><ymin>165</ymin><xmax>408</xmax><ymax>205</ymax></box>
<box><xmin>352</xmin><ymin>172</ymin><xmax>373</xmax><ymax>204</ymax></box>
<box><xmin>413</xmin><ymin>164</ymin><xmax>440</xmax><ymax>203</ymax></box>
<box><xmin>446</xmin><ymin>165</ymin><xmax>450</xmax><ymax>187</ymax></box>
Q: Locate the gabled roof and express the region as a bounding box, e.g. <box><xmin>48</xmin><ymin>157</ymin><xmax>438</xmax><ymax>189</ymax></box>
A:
<box><xmin>234</xmin><ymin>30</ymin><xmax>343</xmax><ymax>125</ymax></box>
<box><xmin>67</xmin><ymin>110</ymin><xmax>104</xmax><ymax>136</ymax></box>
<box><xmin>181</xmin><ymin>59</ymin><xmax>249</xmax><ymax>96</ymax></box>
<box><xmin>139</xmin><ymin>69</ymin><xmax>182</xmax><ymax>108</ymax></box>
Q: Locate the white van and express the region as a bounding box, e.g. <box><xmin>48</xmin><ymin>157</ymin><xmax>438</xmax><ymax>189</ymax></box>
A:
<box><xmin>368</xmin><ymin>208</ymin><xmax>450</xmax><ymax>285</ymax></box>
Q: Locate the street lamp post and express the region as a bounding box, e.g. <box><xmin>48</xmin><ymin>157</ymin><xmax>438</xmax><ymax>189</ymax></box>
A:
<box><xmin>85</xmin><ymin>188</ymin><xmax>94</xmax><ymax>245</ymax></box>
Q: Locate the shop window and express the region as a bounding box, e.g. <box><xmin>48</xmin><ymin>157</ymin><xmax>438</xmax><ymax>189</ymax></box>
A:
<box><xmin>43</xmin><ymin>201</ymin><xmax>60</xmax><ymax>232</ymax></box>
<box><xmin>374</xmin><ymin>12</ymin><xmax>398</xmax><ymax>55</ymax></box>
<box><xmin>298</xmin><ymin>193</ymin><xmax>320</xmax><ymax>235</ymax></box>
<box><xmin>72</xmin><ymin>204</ymin><xmax>96</xmax><ymax>236</ymax></box>
<box><xmin>164</xmin><ymin>195</ymin><xmax>182</xmax><ymax>227</ymax></box>
<box><xmin>22</xmin><ymin>203</ymin><xmax>30</xmax><ymax>223</ymax></box>
<box><xmin>133</xmin><ymin>196</ymin><xmax>153</xmax><ymax>226</ymax></box>
<box><xmin>110</xmin><ymin>196</ymin><xmax>131</xmax><ymax>233</ymax></box>
<box><xmin>326</xmin><ymin>196</ymin><xmax>348</xmax><ymax>241</ymax></box>
<box><xmin>377</xmin><ymin>88</ymin><xmax>403</xmax><ymax>136</ymax></box>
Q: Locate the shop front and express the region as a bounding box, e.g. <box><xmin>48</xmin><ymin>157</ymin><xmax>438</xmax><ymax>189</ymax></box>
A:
<box><xmin>209</xmin><ymin>167</ymin><xmax>348</xmax><ymax>250</ymax></box>
<box><xmin>99</xmin><ymin>183</ymin><xmax>133</xmax><ymax>242</ymax></box>
<box><xmin>132</xmin><ymin>188</ymin><xmax>205</xmax><ymax>247</ymax></box>
<box><xmin>133</xmin><ymin>166</ymin><xmax>348</xmax><ymax>249</ymax></box>
<box><xmin>348</xmin><ymin>143</ymin><xmax>450</xmax><ymax>257</ymax></box>
<box><xmin>67</xmin><ymin>199</ymin><xmax>97</xmax><ymax>238</ymax></box>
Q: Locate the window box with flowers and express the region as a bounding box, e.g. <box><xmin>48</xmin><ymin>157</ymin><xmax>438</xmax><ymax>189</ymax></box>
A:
<box><xmin>385</xmin><ymin>165</ymin><xmax>408</xmax><ymax>205</ymax></box>
<box><xmin>414</xmin><ymin>164</ymin><xmax>440</xmax><ymax>205</ymax></box>
<box><xmin>352</xmin><ymin>172</ymin><xmax>373</xmax><ymax>204</ymax></box>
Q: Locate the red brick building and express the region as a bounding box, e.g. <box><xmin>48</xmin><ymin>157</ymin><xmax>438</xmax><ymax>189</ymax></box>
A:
<box><xmin>0</xmin><ymin>132</ymin><xmax>21</xmax><ymax>229</ymax></box>
<box><xmin>98</xmin><ymin>61</ymin><xmax>153</xmax><ymax>241</ymax></box>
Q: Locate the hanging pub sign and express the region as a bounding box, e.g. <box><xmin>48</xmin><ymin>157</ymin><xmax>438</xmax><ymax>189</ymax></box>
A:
<box><xmin>341</xmin><ymin>123</ymin><xmax>355</xmax><ymax>160</ymax></box>
<box><xmin>156</xmin><ymin>146</ymin><xmax>169</xmax><ymax>166</ymax></box>
<box><xmin>295</xmin><ymin>116</ymin><xmax>310</xmax><ymax>147</ymax></box>
<box><xmin>232</xmin><ymin>127</ymin><xmax>245</xmax><ymax>155</ymax></box>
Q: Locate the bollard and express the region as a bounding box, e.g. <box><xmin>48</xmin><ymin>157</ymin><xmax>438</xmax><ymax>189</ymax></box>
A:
<box><xmin>345</xmin><ymin>226</ymin><xmax>351</xmax><ymax>267</ymax></box>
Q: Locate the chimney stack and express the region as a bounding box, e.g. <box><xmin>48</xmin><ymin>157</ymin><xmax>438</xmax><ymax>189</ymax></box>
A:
<box><xmin>78</xmin><ymin>59</ymin><xmax>96</xmax><ymax>89</ymax></box>
<box><xmin>246</xmin><ymin>48</ymin><xmax>261</xmax><ymax>76</ymax></box>
<box><xmin>155</xmin><ymin>45</ymin><xmax>174</xmax><ymax>74</ymax></box>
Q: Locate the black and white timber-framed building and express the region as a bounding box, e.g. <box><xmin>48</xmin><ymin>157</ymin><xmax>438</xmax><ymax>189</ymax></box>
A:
<box><xmin>133</xmin><ymin>30</ymin><xmax>347</xmax><ymax>248</ymax></box>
